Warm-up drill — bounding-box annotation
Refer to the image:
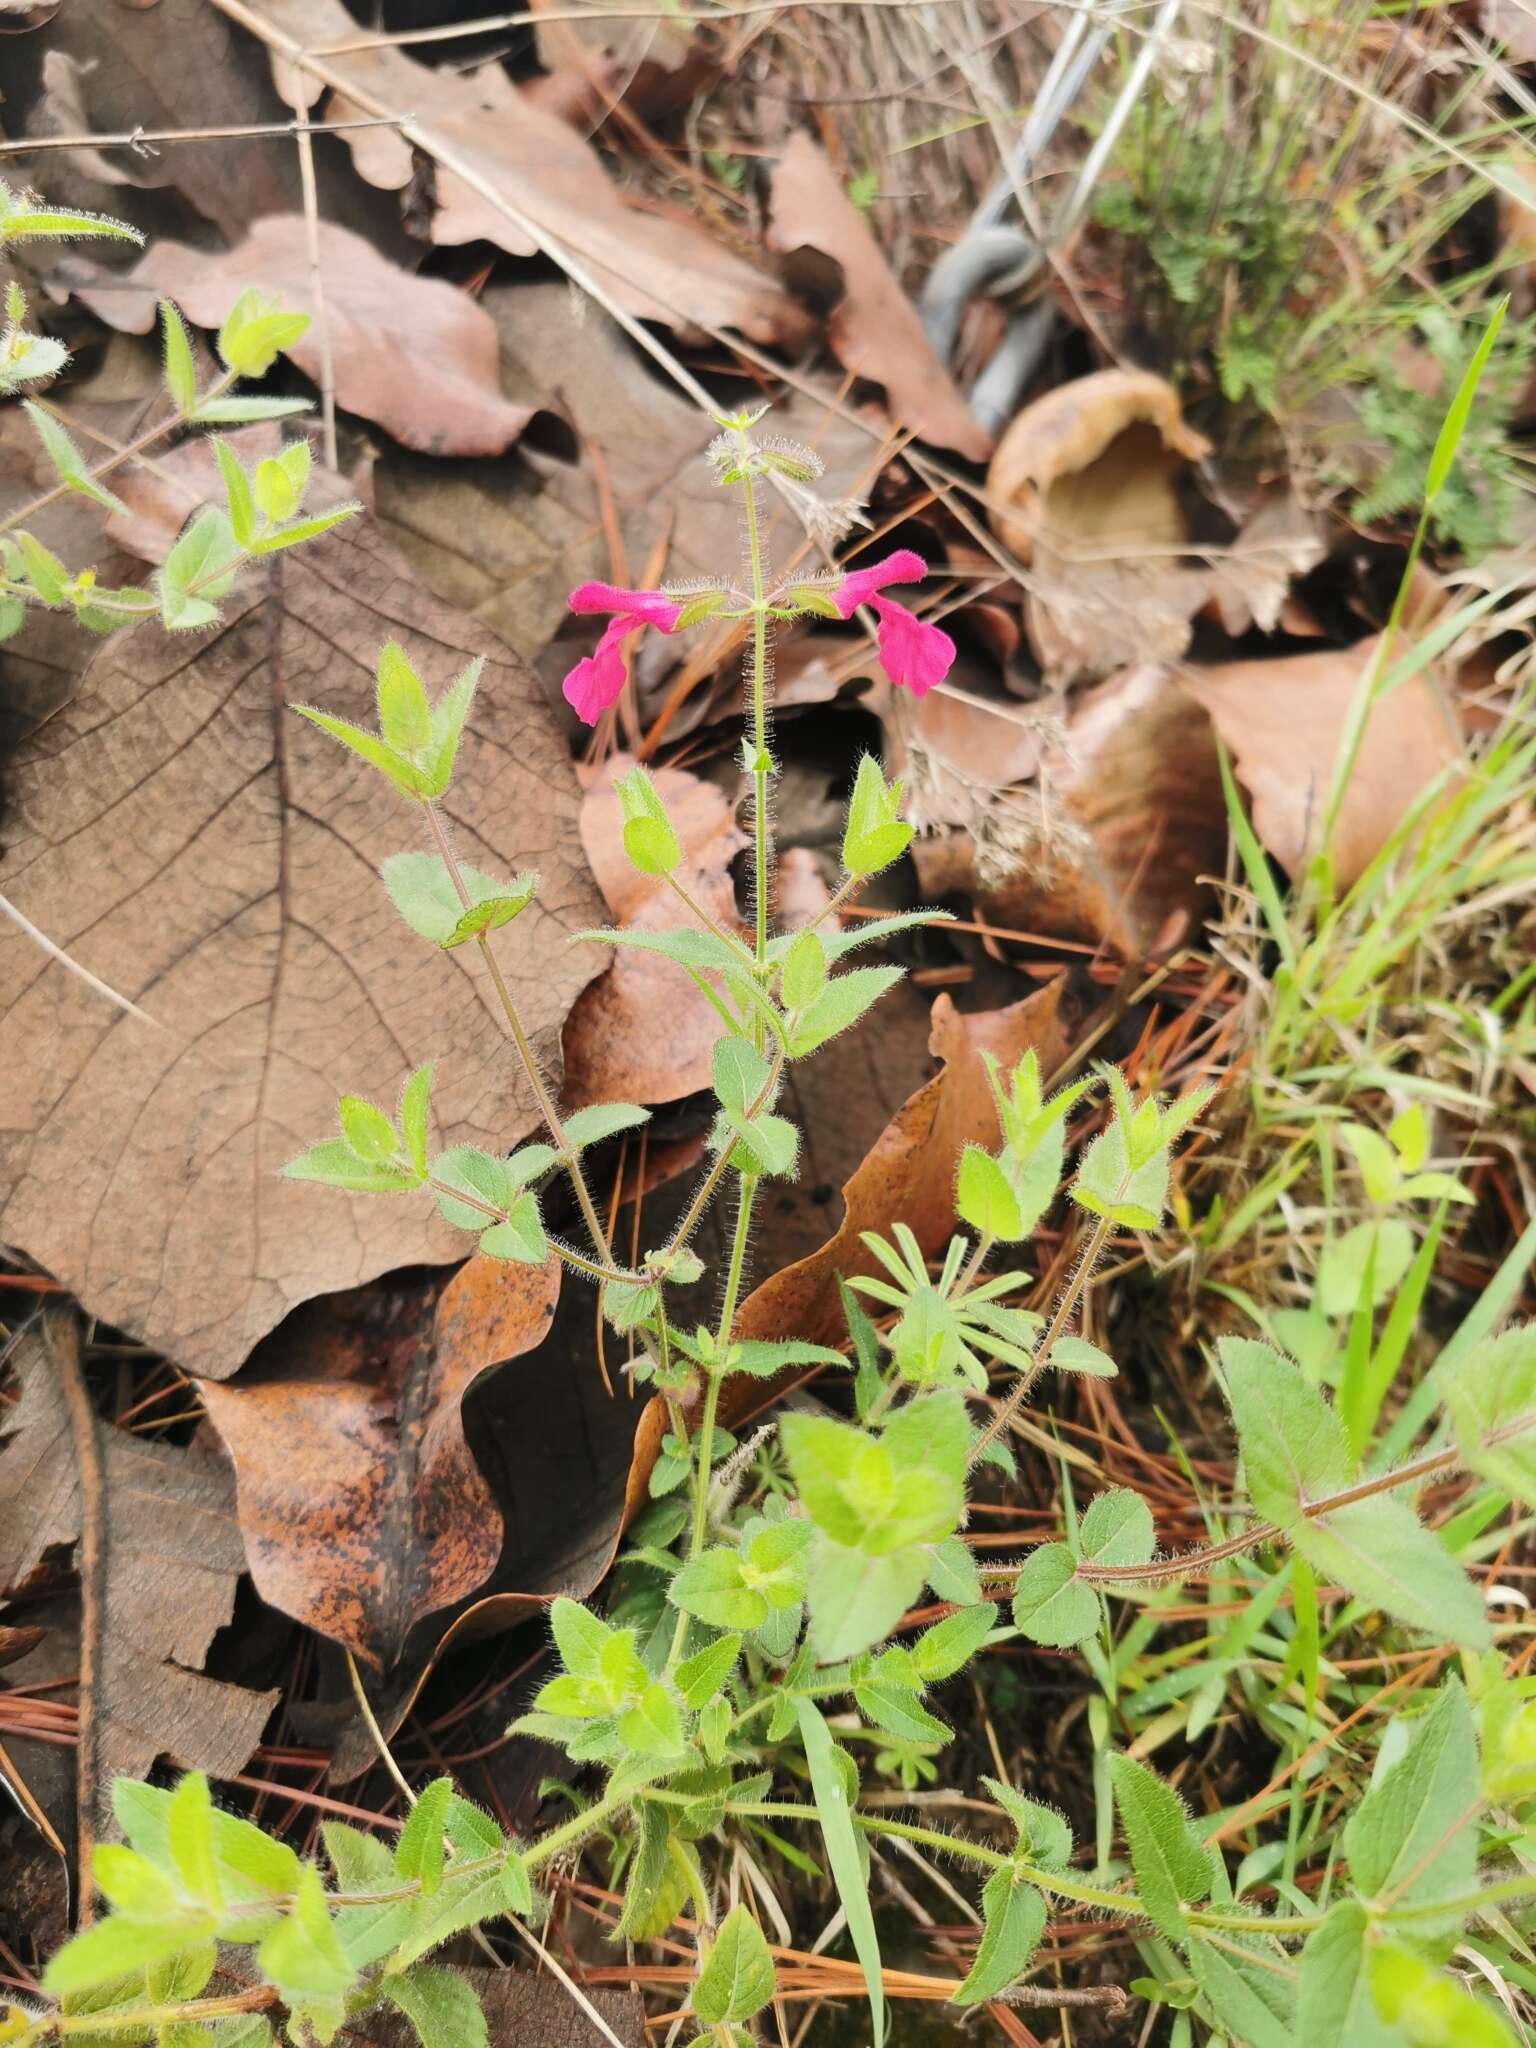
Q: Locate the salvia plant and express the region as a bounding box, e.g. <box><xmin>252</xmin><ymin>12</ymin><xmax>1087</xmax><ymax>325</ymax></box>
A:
<box><xmin>12</xmin><ymin>200</ymin><xmax>1536</xmax><ymax>2048</ymax></box>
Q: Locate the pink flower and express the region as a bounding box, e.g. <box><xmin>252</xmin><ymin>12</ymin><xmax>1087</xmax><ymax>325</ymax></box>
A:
<box><xmin>562</xmin><ymin>582</ymin><xmax>684</xmax><ymax>724</ymax></box>
<box><xmin>830</xmin><ymin>548</ymin><xmax>955</xmax><ymax>698</ymax></box>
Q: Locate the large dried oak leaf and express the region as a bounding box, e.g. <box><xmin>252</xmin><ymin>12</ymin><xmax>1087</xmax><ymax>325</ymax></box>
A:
<box><xmin>0</xmin><ymin>521</ymin><xmax>603</xmax><ymax>1377</ymax></box>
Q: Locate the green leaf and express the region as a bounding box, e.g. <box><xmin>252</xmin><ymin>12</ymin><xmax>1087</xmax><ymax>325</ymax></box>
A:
<box><xmin>671</xmin><ymin>1549</ymin><xmax>768</xmax><ymax>1632</ymax></box>
<box><xmin>617</xmin><ymin>1680</ymin><xmax>686</xmax><ymax>1758</ymax></box>
<box><xmin>191</xmin><ymin>396</ymin><xmax>312</xmax><ymax>424</ymax></box>
<box><xmin>22</xmin><ymin>401</ymin><xmax>127</xmax><ymax>514</ymax></box>
<box><xmin>0</xmin><ymin>192</ymin><xmax>142</xmax><ymax>244</ymax></box>
<box><xmin>166</xmin><ymin>1772</ymin><xmax>222</xmax><ymax>1912</ymax></box>
<box><xmin>1220</xmin><ymin>1336</ymin><xmax>1350</xmax><ymax>1527</ymax></box>
<box><xmin>724</xmin><ymin>1338</ymin><xmax>847</xmax><ymax>1379</ymax></box>
<box><xmin>1012</xmin><ymin>1543</ymin><xmax>1096</xmax><ymax>1648</ymax></box>
<box><xmin>693</xmin><ymin>1904</ymin><xmax>776</xmax><ymax>2026</ymax></box>
<box><xmin>158</xmin><ymin>506</ymin><xmax>239</xmax><ymax>631</ymax></box>
<box><xmin>796</xmin><ymin>1700</ymin><xmax>883</xmax><ymax>2045</ymax></box>
<box><xmin>322</xmin><ymin>1824</ymin><xmax>416</xmax><ymax>1970</ymax></box>
<box><xmin>292</xmin><ymin>706</ymin><xmax>428</xmax><ymax>797</ymax></box>
<box><xmin>843</xmin><ymin>753</ymin><xmax>912</xmax><ymax>877</ymax></box>
<box><xmin>15</xmin><ymin>529</ymin><xmax>68</xmax><ymax>604</ymax></box>
<box><xmin>853</xmin><ymin>1670</ymin><xmax>949</xmax><ymax>1743</ymax></box>
<box><xmin>615</xmin><ymin>765</ymin><xmax>681</xmax><ymax>876</ymax></box>
<box><xmin>254</xmin><ymin>442</ymin><xmax>311</xmax><ymax>524</ymax></box>
<box><xmin>1339</xmin><ymin>1122</ymin><xmax>1402</xmax><ymax>1204</ymax></box>
<box><xmin>501</xmin><ymin>1850</ymin><xmax>533</xmax><ymax>1917</ymax></box>
<box><xmin>781</xmin><ymin>928</ymin><xmax>828</xmax><ymax>1011</ymax></box>
<box><xmin>1369</xmin><ymin>1941</ymin><xmax>1516</xmax><ymax>2047</ymax></box>
<box><xmin>676</xmin><ymin>1633</ymin><xmax>742</xmax><ymax>1708</ymax></box>
<box><xmin>394</xmin><ymin>1778</ymin><xmax>453</xmax><ymax>1896</ymax></box>
<box><xmin>114</xmin><ymin>1781</ymin><xmax>299</xmax><ymax>1911</ymax></box>
<box><xmin>90</xmin><ymin>1842</ymin><xmax>182</xmax><ymax>1921</ymax></box>
<box><xmin>574</xmin><ymin>924</ymin><xmax>750</xmax><ymax>975</ymax></box>
<box><xmin>1318</xmin><ymin>1218</ymin><xmax>1414</xmax><ymax>1316</ymax></box>
<box><xmin>806</xmin><ymin>1538</ymin><xmax>925</xmax><ymax>1660</ymax></box>
<box><xmin>1080</xmin><ymin>1489</ymin><xmax>1154</xmax><ymax>1567</ymax></box>
<box><xmin>925</xmin><ymin>1533</ymin><xmax>982</xmax><ymax>1606</ymax></box>
<box><xmin>789</xmin><ymin>965</ymin><xmax>902</xmax><ymax>1057</ymax></box>
<box><xmin>1071</xmin><ymin>1117</ymin><xmax>1168</xmax><ymax>1228</ymax></box>
<box><xmin>1107</xmin><ymin>1754</ymin><xmax>1211</xmax><ymax>1943</ymax></box>
<box><xmin>477</xmin><ymin>1194</ymin><xmax>545</xmax><ymax>1265</ymax></box>
<box><xmin>910</xmin><ymin>1601</ymin><xmax>996</xmax><ymax>1682</ymax></box>
<box><xmin>217</xmin><ymin>289</ymin><xmax>309</xmax><ymax>378</ymax></box>
<box><xmin>1050</xmin><ymin>1332</ymin><xmax>1117</xmax><ymax>1377</ymax></box>
<box><xmin>381</xmin><ymin>851</ymin><xmax>535</xmax><ymax>949</ymax></box>
<box><xmin>952</xmin><ymin>1867</ymin><xmax>1045</xmax><ymax>2006</ymax></box>
<box><xmin>147</xmin><ymin>1942</ymin><xmax>216</xmax><ymax>2005</ymax></box>
<box><xmin>1293</xmin><ymin>1492</ymin><xmax>1489</xmax><ymax>1650</ymax></box>
<box><xmin>1425</xmin><ymin>295</ymin><xmax>1508</xmax><ymax>505</ymax></box>
<box><xmin>337</xmin><ymin>1094</ymin><xmax>398</xmax><ymax>1165</ymax></box>
<box><xmin>782</xmin><ymin>1393</ymin><xmax>967</xmax><ymax>1555</ymax></box>
<box><xmin>248</xmin><ymin>502</ymin><xmax>359</xmax><ymax>554</ymax></box>
<box><xmin>382</xmin><ymin>1965</ymin><xmax>488</xmax><ymax>2048</ymax></box>
<box><xmin>1187</xmin><ymin>1933</ymin><xmax>1295</xmax><ymax>2048</ymax></box>
<box><xmin>388</xmin><ymin>1865</ymin><xmax>508</xmax><ymax>1971</ymax></box>
<box><xmin>1341</xmin><ymin>1680</ymin><xmax>1479</xmax><ymax>1930</ymax></box>
<box><xmin>431</xmin><ymin>1145</ymin><xmax>517</xmax><ymax>1229</ymax></box>
<box><xmin>399</xmin><ymin>1064</ymin><xmax>433</xmax><ymax>1180</ymax></box>
<box><xmin>550</xmin><ymin>1596</ymin><xmax>611</xmax><ymax>1677</ymax></box>
<box><xmin>211</xmin><ymin>439</ymin><xmax>257</xmax><ymax>550</ymax></box>
<box><xmin>562</xmin><ymin>1103</ymin><xmax>650</xmax><ymax>1150</ymax></box>
<box><xmin>376</xmin><ymin>642</ymin><xmax>432</xmax><ymax>755</ymax></box>
<box><xmin>1442</xmin><ymin>1324</ymin><xmax>1536</xmax><ymax>1508</ymax></box>
<box><xmin>282</xmin><ymin>1140</ymin><xmax>418</xmax><ymax>1194</ymax></box>
<box><xmin>981</xmin><ymin>1778</ymin><xmax>1071</xmax><ymax>1865</ymax></box>
<box><xmin>43</xmin><ymin>1915</ymin><xmax>208</xmax><ymax>1995</ymax></box>
<box><xmin>1297</xmin><ymin>1902</ymin><xmax>1392</xmax><ymax>2048</ymax></box>
<box><xmin>956</xmin><ymin>1146</ymin><xmax>1026</xmax><ymax>1241</ymax></box>
<box><xmin>257</xmin><ymin>1865</ymin><xmax>353</xmax><ymax>2002</ymax></box>
<box><xmin>424</xmin><ymin>658</ymin><xmax>481</xmax><ymax>797</ymax></box>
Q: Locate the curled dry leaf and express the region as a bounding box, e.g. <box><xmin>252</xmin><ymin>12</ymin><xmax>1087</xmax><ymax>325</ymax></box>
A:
<box><xmin>987</xmin><ymin>368</ymin><xmax>1214</xmax><ymax>684</ymax></box>
<box><xmin>1179</xmin><ymin>634</ymin><xmax>1465</xmax><ymax>888</ymax></box>
<box><xmin>905</xmin><ymin>664</ymin><xmax>1227</xmax><ymax>955</ymax></box>
<box><xmin>767</xmin><ymin>132</ymin><xmax>992</xmax><ymax>462</ymax></box>
<box><xmin>79</xmin><ymin>215</ymin><xmax>533</xmax><ymax>458</ymax></box>
<box><xmin>737</xmin><ymin>980</ymin><xmax>1075</xmax><ymax>1348</ymax></box>
<box><xmin>563</xmin><ymin>755</ymin><xmax>748</xmax><ymax>1109</ymax></box>
<box><xmin>199</xmin><ymin>1253</ymin><xmax>561</xmax><ymax>1666</ymax></box>
<box><xmin>247</xmin><ymin>0</ymin><xmax>809</xmax><ymax>347</ymax></box>
<box><xmin>0</xmin><ymin>1317</ymin><xmax>278</xmax><ymax>1838</ymax></box>
<box><xmin>0</xmin><ymin>517</ymin><xmax>603</xmax><ymax>1379</ymax></box>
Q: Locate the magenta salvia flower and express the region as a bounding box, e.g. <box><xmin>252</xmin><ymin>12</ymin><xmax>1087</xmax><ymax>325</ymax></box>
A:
<box><xmin>830</xmin><ymin>548</ymin><xmax>955</xmax><ymax>698</ymax></box>
<box><xmin>562</xmin><ymin>582</ymin><xmax>684</xmax><ymax>725</ymax></box>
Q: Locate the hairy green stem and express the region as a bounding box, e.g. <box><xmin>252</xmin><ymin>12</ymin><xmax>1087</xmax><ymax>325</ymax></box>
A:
<box><xmin>736</xmin><ymin>434</ymin><xmax>771</xmax><ymax>984</ymax></box>
<box><xmin>422</xmin><ymin>800</ymin><xmax>613</xmax><ymax>1263</ymax></box>
<box><xmin>688</xmin><ymin>1175</ymin><xmax>758</xmax><ymax>1561</ymax></box>
<box><xmin>968</xmin><ymin>1212</ymin><xmax>1113</xmax><ymax>1468</ymax></box>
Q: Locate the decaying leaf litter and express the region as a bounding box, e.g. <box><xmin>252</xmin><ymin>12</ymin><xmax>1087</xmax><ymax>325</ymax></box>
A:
<box><xmin>1</xmin><ymin>0</ymin><xmax>1534</xmax><ymax>2040</ymax></box>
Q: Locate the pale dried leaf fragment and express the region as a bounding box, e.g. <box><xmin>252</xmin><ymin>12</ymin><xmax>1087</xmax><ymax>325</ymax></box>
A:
<box><xmin>767</xmin><ymin>132</ymin><xmax>992</xmax><ymax>461</ymax></box>
<box><xmin>0</xmin><ymin>518</ymin><xmax>602</xmax><ymax>1378</ymax></box>
<box><xmin>1179</xmin><ymin>634</ymin><xmax>1465</xmax><ymax>886</ymax></box>
<box><xmin>77</xmin><ymin>215</ymin><xmax>533</xmax><ymax>458</ymax></box>
<box><xmin>247</xmin><ymin>0</ymin><xmax>809</xmax><ymax>347</ymax></box>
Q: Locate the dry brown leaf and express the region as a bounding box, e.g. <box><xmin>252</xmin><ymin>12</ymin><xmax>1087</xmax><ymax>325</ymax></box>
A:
<box><xmin>12</xmin><ymin>0</ymin><xmax>308</xmax><ymax>237</ymax></box>
<box><xmin>0</xmin><ymin>517</ymin><xmax>603</xmax><ymax>1378</ymax></box>
<box><xmin>244</xmin><ymin>0</ymin><xmax>808</xmax><ymax>347</ymax></box>
<box><xmin>767</xmin><ymin>132</ymin><xmax>992</xmax><ymax>461</ymax></box>
<box><xmin>199</xmin><ymin>1254</ymin><xmax>561</xmax><ymax>1665</ymax></box>
<box><xmin>75</xmin><ymin>215</ymin><xmax>531</xmax><ymax>459</ymax></box>
<box><xmin>987</xmin><ymin>368</ymin><xmax>1213</xmax><ymax>685</ymax></box>
<box><xmin>908</xmin><ymin>664</ymin><xmax>1227</xmax><ymax>954</ymax></box>
<box><xmin>374</xmin><ymin>282</ymin><xmax>877</xmax><ymax>683</ymax></box>
<box><xmin>0</xmin><ymin>1317</ymin><xmax>278</xmax><ymax>1840</ymax></box>
<box><xmin>1179</xmin><ymin>635</ymin><xmax>1464</xmax><ymax>888</ymax></box>
<box><xmin>736</xmin><ymin>981</ymin><xmax>1075</xmax><ymax>1348</ymax></box>
<box><xmin>563</xmin><ymin>756</ymin><xmax>746</xmax><ymax>1109</ymax></box>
